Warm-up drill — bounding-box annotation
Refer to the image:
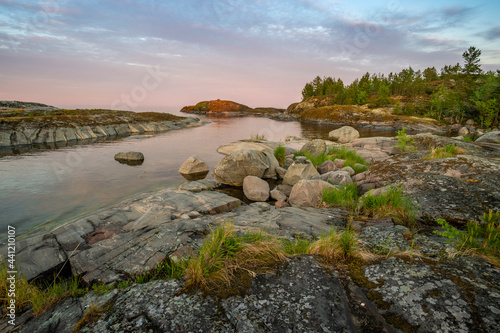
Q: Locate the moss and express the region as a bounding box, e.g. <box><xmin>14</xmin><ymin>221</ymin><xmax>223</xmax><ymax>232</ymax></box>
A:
<box><xmin>384</xmin><ymin>312</ymin><xmax>420</xmax><ymax>333</ymax></box>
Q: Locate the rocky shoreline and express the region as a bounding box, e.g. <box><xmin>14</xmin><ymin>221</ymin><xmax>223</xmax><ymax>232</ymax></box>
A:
<box><xmin>0</xmin><ymin>101</ymin><xmax>202</xmax><ymax>149</ymax></box>
<box><xmin>1</xmin><ymin>130</ymin><xmax>500</xmax><ymax>332</ymax></box>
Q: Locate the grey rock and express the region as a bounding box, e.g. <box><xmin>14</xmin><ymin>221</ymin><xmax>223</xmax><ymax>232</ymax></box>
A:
<box><xmin>333</xmin><ymin>158</ymin><xmax>346</xmax><ymax>168</ymax></box>
<box><xmin>243</xmin><ymin>176</ymin><xmax>270</xmax><ymax>202</ymax></box>
<box><xmin>289</xmin><ymin>179</ymin><xmax>335</xmax><ymax>208</ymax></box>
<box><xmin>458</xmin><ymin>126</ymin><xmax>469</xmax><ymax>136</ymax></box>
<box><xmin>211</xmin><ymin>149</ymin><xmax>271</xmax><ymax>186</ymax></box>
<box><xmin>341</xmin><ymin>166</ymin><xmax>355</xmax><ymax>176</ymax></box>
<box><xmin>177</xmin><ymin>178</ymin><xmax>220</xmax><ymax>191</ymax></box>
<box><xmin>270</xmin><ymin>189</ymin><xmax>287</xmax><ymax>202</ymax></box>
<box><xmin>321</xmin><ymin>171</ymin><xmax>353</xmax><ymax>186</ymax></box>
<box><xmin>178</xmin><ymin>155</ymin><xmax>209</xmax><ymax>180</ymax></box>
<box><xmin>317</xmin><ymin>160</ymin><xmax>335</xmax><ymax>174</ymax></box>
<box><xmin>300</xmin><ymin>139</ymin><xmax>327</xmax><ymax>156</ymax></box>
<box><xmin>476</xmin><ymin>131</ymin><xmax>500</xmax><ymax>144</ymax></box>
<box><xmin>114</xmin><ymin>151</ymin><xmax>144</xmax><ymax>165</ymax></box>
<box><xmin>283</xmin><ymin>158</ymin><xmax>320</xmax><ymax>186</ymax></box>
<box><xmin>329</xmin><ymin>126</ymin><xmax>360</xmax><ymax>142</ymax></box>
<box><xmin>275</xmin><ymin>166</ymin><xmax>287</xmax><ymax>179</ymax></box>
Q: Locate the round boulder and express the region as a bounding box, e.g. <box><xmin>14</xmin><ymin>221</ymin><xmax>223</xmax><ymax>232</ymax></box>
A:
<box><xmin>300</xmin><ymin>139</ymin><xmax>326</xmax><ymax>157</ymax></box>
<box><xmin>321</xmin><ymin>171</ymin><xmax>353</xmax><ymax>185</ymax></box>
<box><xmin>317</xmin><ymin>160</ymin><xmax>335</xmax><ymax>175</ymax></box>
<box><xmin>243</xmin><ymin>176</ymin><xmax>270</xmax><ymax>202</ymax></box>
<box><xmin>212</xmin><ymin>149</ymin><xmax>271</xmax><ymax>186</ymax></box>
<box><xmin>178</xmin><ymin>155</ymin><xmax>209</xmax><ymax>181</ymax></box>
<box><xmin>114</xmin><ymin>152</ymin><xmax>144</xmax><ymax>166</ymax></box>
<box><xmin>328</xmin><ymin>126</ymin><xmax>360</xmax><ymax>142</ymax></box>
<box><xmin>289</xmin><ymin>179</ymin><xmax>335</xmax><ymax>208</ymax></box>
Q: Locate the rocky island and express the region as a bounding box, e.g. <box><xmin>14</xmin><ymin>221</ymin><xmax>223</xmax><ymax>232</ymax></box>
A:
<box><xmin>0</xmin><ymin>101</ymin><xmax>201</xmax><ymax>149</ymax></box>
<box><xmin>1</xmin><ymin>125</ymin><xmax>499</xmax><ymax>332</ymax></box>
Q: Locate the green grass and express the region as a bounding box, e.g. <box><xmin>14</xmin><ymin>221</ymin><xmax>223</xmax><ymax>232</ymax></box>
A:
<box><xmin>435</xmin><ymin>210</ymin><xmax>500</xmax><ymax>266</ymax></box>
<box><xmin>274</xmin><ymin>145</ymin><xmax>286</xmax><ymax>167</ymax></box>
<box><xmin>322</xmin><ymin>183</ymin><xmax>359</xmax><ymax>209</ymax></box>
<box><xmin>297</xmin><ymin>146</ymin><xmax>369</xmax><ymax>170</ymax></box>
<box><xmin>360</xmin><ymin>186</ymin><xmax>418</xmax><ymax>230</ymax></box>
<box><xmin>425</xmin><ymin>143</ymin><xmax>464</xmax><ymax>160</ymax></box>
<box><xmin>282</xmin><ymin>237</ymin><xmax>312</xmax><ymax>255</ymax></box>
<box><xmin>462</xmin><ymin>135</ymin><xmax>474</xmax><ymax>142</ymax></box>
<box><xmin>308</xmin><ymin>227</ymin><xmax>359</xmax><ymax>262</ymax></box>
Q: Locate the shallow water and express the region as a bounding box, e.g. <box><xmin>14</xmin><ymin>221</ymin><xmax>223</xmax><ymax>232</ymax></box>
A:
<box><xmin>0</xmin><ymin>108</ymin><xmax>398</xmax><ymax>236</ymax></box>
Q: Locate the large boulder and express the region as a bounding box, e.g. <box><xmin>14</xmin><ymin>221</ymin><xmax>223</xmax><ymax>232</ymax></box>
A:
<box><xmin>217</xmin><ymin>141</ymin><xmax>280</xmax><ymax>155</ymax></box>
<box><xmin>329</xmin><ymin>126</ymin><xmax>360</xmax><ymax>142</ymax></box>
<box><xmin>282</xmin><ymin>157</ymin><xmax>320</xmax><ymax>186</ymax></box>
<box><xmin>300</xmin><ymin>139</ymin><xmax>327</xmax><ymax>156</ymax></box>
<box><xmin>178</xmin><ymin>155</ymin><xmax>209</xmax><ymax>180</ymax></box>
<box><xmin>212</xmin><ymin>149</ymin><xmax>274</xmax><ymax>186</ymax></box>
<box><xmin>476</xmin><ymin>131</ymin><xmax>500</xmax><ymax>144</ymax></box>
<box><xmin>114</xmin><ymin>151</ymin><xmax>144</xmax><ymax>165</ymax></box>
<box><xmin>243</xmin><ymin>176</ymin><xmax>270</xmax><ymax>202</ymax></box>
<box><xmin>289</xmin><ymin>179</ymin><xmax>335</xmax><ymax>207</ymax></box>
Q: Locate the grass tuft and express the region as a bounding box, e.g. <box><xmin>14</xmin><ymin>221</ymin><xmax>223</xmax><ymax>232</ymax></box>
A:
<box><xmin>425</xmin><ymin>143</ymin><xmax>464</xmax><ymax>159</ymax></box>
<box><xmin>322</xmin><ymin>183</ymin><xmax>359</xmax><ymax>209</ymax></box>
<box><xmin>308</xmin><ymin>227</ymin><xmax>359</xmax><ymax>262</ymax></box>
<box><xmin>248</xmin><ymin>134</ymin><xmax>266</xmax><ymax>141</ymax></box>
<box><xmin>274</xmin><ymin>145</ymin><xmax>286</xmax><ymax>167</ymax></box>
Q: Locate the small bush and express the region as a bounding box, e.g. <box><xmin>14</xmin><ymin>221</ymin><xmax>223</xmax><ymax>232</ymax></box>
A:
<box><xmin>274</xmin><ymin>145</ymin><xmax>286</xmax><ymax>167</ymax></box>
<box><xmin>426</xmin><ymin>144</ymin><xmax>464</xmax><ymax>159</ymax></box>
<box><xmin>394</xmin><ymin>127</ymin><xmax>416</xmax><ymax>152</ymax></box>
<box><xmin>434</xmin><ymin>210</ymin><xmax>500</xmax><ymax>265</ymax></box>
<box><xmin>463</xmin><ymin>135</ymin><xmax>475</xmax><ymax>142</ymax></box>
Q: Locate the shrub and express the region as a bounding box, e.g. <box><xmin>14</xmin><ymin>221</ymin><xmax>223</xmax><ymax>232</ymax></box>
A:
<box><xmin>434</xmin><ymin>210</ymin><xmax>500</xmax><ymax>266</ymax></box>
<box><xmin>274</xmin><ymin>145</ymin><xmax>286</xmax><ymax>167</ymax></box>
<box><xmin>394</xmin><ymin>127</ymin><xmax>416</xmax><ymax>152</ymax></box>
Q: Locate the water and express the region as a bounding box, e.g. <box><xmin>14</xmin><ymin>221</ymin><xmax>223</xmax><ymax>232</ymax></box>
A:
<box><xmin>0</xmin><ymin>108</ymin><xmax>397</xmax><ymax>236</ymax></box>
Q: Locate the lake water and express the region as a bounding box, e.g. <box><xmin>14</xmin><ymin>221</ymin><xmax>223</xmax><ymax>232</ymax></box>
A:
<box><xmin>0</xmin><ymin>108</ymin><xmax>397</xmax><ymax>237</ymax></box>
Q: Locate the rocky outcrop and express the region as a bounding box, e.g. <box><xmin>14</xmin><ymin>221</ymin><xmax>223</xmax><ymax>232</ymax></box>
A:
<box><xmin>476</xmin><ymin>130</ymin><xmax>500</xmax><ymax>144</ymax></box>
<box><xmin>181</xmin><ymin>99</ymin><xmax>287</xmax><ymax>119</ymax></box>
<box><xmin>0</xmin><ymin>115</ymin><xmax>200</xmax><ymax>148</ymax></box>
<box><xmin>178</xmin><ymin>155</ymin><xmax>209</xmax><ymax>180</ymax></box>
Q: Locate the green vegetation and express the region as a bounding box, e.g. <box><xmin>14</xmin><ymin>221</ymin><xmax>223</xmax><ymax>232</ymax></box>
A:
<box><xmin>463</xmin><ymin>135</ymin><xmax>475</xmax><ymax>142</ymax></box>
<box><xmin>434</xmin><ymin>210</ymin><xmax>500</xmax><ymax>266</ymax></box>
<box><xmin>300</xmin><ymin>146</ymin><xmax>369</xmax><ymax>170</ymax></box>
<box><xmin>0</xmin><ymin>269</ymin><xmax>86</xmax><ymax>316</ymax></box>
<box><xmin>274</xmin><ymin>145</ymin><xmax>286</xmax><ymax>167</ymax></box>
<box><xmin>301</xmin><ymin>46</ymin><xmax>500</xmax><ymax>127</ymax></box>
<box><xmin>308</xmin><ymin>227</ymin><xmax>359</xmax><ymax>262</ymax></box>
<box><xmin>322</xmin><ymin>183</ymin><xmax>359</xmax><ymax>209</ymax></box>
<box><xmin>394</xmin><ymin>127</ymin><xmax>416</xmax><ymax>152</ymax></box>
<box><xmin>360</xmin><ymin>187</ymin><xmax>418</xmax><ymax>229</ymax></box>
<box><xmin>425</xmin><ymin>143</ymin><xmax>464</xmax><ymax>160</ymax></box>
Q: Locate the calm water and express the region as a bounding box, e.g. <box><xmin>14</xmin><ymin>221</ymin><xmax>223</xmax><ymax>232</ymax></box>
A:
<box><xmin>0</xmin><ymin>108</ymin><xmax>397</xmax><ymax>237</ymax></box>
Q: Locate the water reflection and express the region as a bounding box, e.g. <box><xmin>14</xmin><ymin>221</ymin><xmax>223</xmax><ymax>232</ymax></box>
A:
<box><xmin>0</xmin><ymin>110</ymin><xmax>399</xmax><ymax>236</ymax></box>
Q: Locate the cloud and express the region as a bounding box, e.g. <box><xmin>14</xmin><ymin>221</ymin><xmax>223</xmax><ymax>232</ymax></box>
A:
<box><xmin>478</xmin><ymin>26</ymin><xmax>500</xmax><ymax>41</ymax></box>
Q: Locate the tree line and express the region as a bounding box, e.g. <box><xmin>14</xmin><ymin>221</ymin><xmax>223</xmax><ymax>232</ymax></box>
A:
<box><xmin>301</xmin><ymin>47</ymin><xmax>500</xmax><ymax>128</ymax></box>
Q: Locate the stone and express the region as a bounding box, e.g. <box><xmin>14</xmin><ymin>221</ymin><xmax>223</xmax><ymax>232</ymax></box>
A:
<box><xmin>476</xmin><ymin>131</ymin><xmax>500</xmax><ymax>144</ymax></box>
<box><xmin>329</xmin><ymin>126</ymin><xmax>360</xmax><ymax>142</ymax></box>
<box><xmin>338</xmin><ymin>137</ymin><xmax>350</xmax><ymax>144</ymax></box>
<box><xmin>458</xmin><ymin>126</ymin><xmax>469</xmax><ymax>136</ymax></box>
<box><xmin>300</xmin><ymin>139</ymin><xmax>326</xmax><ymax>156</ymax></box>
<box><xmin>275</xmin><ymin>199</ymin><xmax>290</xmax><ymax>208</ymax></box>
<box><xmin>317</xmin><ymin>160</ymin><xmax>336</xmax><ymax>174</ymax></box>
<box><xmin>289</xmin><ymin>179</ymin><xmax>335</xmax><ymax>207</ymax></box>
<box><xmin>270</xmin><ymin>189</ymin><xmax>287</xmax><ymax>201</ymax></box>
<box><xmin>321</xmin><ymin>171</ymin><xmax>353</xmax><ymax>185</ymax></box>
<box><xmin>465</xmin><ymin>119</ymin><xmax>475</xmax><ymax>126</ymax></box>
<box><xmin>243</xmin><ymin>176</ymin><xmax>270</xmax><ymax>202</ymax></box>
<box><xmin>177</xmin><ymin>179</ymin><xmax>220</xmax><ymax>192</ymax></box>
<box><xmin>333</xmin><ymin>158</ymin><xmax>346</xmax><ymax>168</ymax></box>
<box><xmin>275</xmin><ymin>166</ymin><xmax>287</xmax><ymax>179</ymax></box>
<box><xmin>275</xmin><ymin>184</ymin><xmax>293</xmax><ymax>197</ymax></box>
<box><xmin>216</xmin><ymin>141</ymin><xmax>279</xmax><ymax>155</ymax></box>
<box><xmin>178</xmin><ymin>155</ymin><xmax>209</xmax><ymax>181</ymax></box>
<box><xmin>341</xmin><ymin>166</ymin><xmax>355</xmax><ymax>176</ymax></box>
<box><xmin>114</xmin><ymin>151</ymin><xmax>144</xmax><ymax>165</ymax></box>
<box><xmin>282</xmin><ymin>157</ymin><xmax>320</xmax><ymax>186</ymax></box>
<box><xmin>211</xmin><ymin>149</ymin><xmax>271</xmax><ymax>186</ymax></box>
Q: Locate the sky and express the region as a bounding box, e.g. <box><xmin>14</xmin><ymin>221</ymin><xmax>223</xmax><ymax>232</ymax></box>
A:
<box><xmin>0</xmin><ymin>0</ymin><xmax>499</xmax><ymax>110</ymax></box>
